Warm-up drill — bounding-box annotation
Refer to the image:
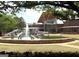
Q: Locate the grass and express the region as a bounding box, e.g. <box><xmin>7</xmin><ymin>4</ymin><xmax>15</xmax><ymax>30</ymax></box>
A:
<box><xmin>0</xmin><ymin>43</ymin><xmax>79</xmax><ymax>53</ymax></box>
<box><xmin>69</xmin><ymin>42</ymin><xmax>79</xmax><ymax>46</ymax></box>
<box><xmin>42</xmin><ymin>34</ymin><xmax>65</xmax><ymax>40</ymax></box>
<box><xmin>42</xmin><ymin>36</ymin><xmax>65</xmax><ymax>39</ymax></box>
<box><xmin>44</xmin><ymin>34</ymin><xmax>79</xmax><ymax>40</ymax></box>
<box><xmin>62</xmin><ymin>34</ymin><xmax>79</xmax><ymax>40</ymax></box>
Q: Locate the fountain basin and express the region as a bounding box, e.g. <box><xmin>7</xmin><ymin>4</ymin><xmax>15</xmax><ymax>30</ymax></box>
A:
<box><xmin>0</xmin><ymin>38</ymin><xmax>75</xmax><ymax>44</ymax></box>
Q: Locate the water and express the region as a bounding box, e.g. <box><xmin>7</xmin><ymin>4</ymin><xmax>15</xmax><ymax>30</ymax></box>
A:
<box><xmin>4</xmin><ymin>23</ymin><xmax>41</xmax><ymax>40</ymax></box>
<box><xmin>13</xmin><ymin>23</ymin><xmax>41</xmax><ymax>40</ymax></box>
<box><xmin>20</xmin><ymin>23</ymin><xmax>41</xmax><ymax>40</ymax></box>
<box><xmin>21</xmin><ymin>23</ymin><xmax>31</xmax><ymax>40</ymax></box>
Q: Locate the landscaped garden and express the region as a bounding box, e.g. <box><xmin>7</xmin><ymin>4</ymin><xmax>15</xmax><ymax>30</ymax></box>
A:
<box><xmin>0</xmin><ymin>1</ymin><xmax>79</xmax><ymax>57</ymax></box>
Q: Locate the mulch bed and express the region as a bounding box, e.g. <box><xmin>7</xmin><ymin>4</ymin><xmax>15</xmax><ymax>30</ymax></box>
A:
<box><xmin>0</xmin><ymin>38</ymin><xmax>75</xmax><ymax>44</ymax></box>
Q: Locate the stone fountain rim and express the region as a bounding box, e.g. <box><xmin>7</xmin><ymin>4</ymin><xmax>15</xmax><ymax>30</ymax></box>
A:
<box><xmin>0</xmin><ymin>38</ymin><xmax>75</xmax><ymax>44</ymax></box>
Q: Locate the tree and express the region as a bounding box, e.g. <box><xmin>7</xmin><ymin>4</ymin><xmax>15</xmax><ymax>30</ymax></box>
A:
<box><xmin>0</xmin><ymin>1</ymin><xmax>78</xmax><ymax>20</ymax></box>
<box><xmin>15</xmin><ymin>1</ymin><xmax>79</xmax><ymax>14</ymax></box>
<box><xmin>0</xmin><ymin>13</ymin><xmax>25</xmax><ymax>36</ymax></box>
<box><xmin>0</xmin><ymin>1</ymin><xmax>78</xmax><ymax>13</ymax></box>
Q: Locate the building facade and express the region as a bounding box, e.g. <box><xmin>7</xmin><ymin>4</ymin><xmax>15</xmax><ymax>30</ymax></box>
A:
<box><xmin>61</xmin><ymin>20</ymin><xmax>79</xmax><ymax>34</ymax></box>
<box><xmin>38</xmin><ymin>11</ymin><xmax>79</xmax><ymax>34</ymax></box>
<box><xmin>38</xmin><ymin>12</ymin><xmax>64</xmax><ymax>33</ymax></box>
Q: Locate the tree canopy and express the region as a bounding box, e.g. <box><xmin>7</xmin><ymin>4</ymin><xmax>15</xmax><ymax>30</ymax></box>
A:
<box><xmin>0</xmin><ymin>13</ymin><xmax>25</xmax><ymax>35</ymax></box>
<box><xmin>0</xmin><ymin>1</ymin><xmax>79</xmax><ymax>13</ymax></box>
<box><xmin>0</xmin><ymin>1</ymin><xmax>79</xmax><ymax>20</ymax></box>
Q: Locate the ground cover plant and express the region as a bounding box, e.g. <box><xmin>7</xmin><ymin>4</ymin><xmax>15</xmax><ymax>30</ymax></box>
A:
<box><xmin>1</xmin><ymin>51</ymin><xmax>79</xmax><ymax>57</ymax></box>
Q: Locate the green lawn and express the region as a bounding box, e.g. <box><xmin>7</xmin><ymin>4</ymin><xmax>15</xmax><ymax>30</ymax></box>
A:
<box><xmin>0</xmin><ymin>43</ymin><xmax>79</xmax><ymax>53</ymax></box>
<box><xmin>44</xmin><ymin>34</ymin><xmax>79</xmax><ymax>40</ymax></box>
<box><xmin>62</xmin><ymin>34</ymin><xmax>79</xmax><ymax>40</ymax></box>
<box><xmin>69</xmin><ymin>42</ymin><xmax>79</xmax><ymax>46</ymax></box>
<box><xmin>42</xmin><ymin>34</ymin><xmax>65</xmax><ymax>40</ymax></box>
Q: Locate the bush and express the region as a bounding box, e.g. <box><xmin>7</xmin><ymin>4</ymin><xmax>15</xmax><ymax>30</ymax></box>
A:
<box><xmin>0</xmin><ymin>51</ymin><xmax>79</xmax><ymax>57</ymax></box>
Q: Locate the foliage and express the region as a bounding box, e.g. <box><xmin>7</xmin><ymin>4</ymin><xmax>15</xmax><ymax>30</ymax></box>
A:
<box><xmin>0</xmin><ymin>1</ymin><xmax>79</xmax><ymax>13</ymax></box>
<box><xmin>0</xmin><ymin>1</ymin><xmax>79</xmax><ymax>20</ymax></box>
<box><xmin>1</xmin><ymin>51</ymin><xmax>79</xmax><ymax>57</ymax></box>
<box><xmin>12</xmin><ymin>1</ymin><xmax>79</xmax><ymax>13</ymax></box>
<box><xmin>0</xmin><ymin>13</ymin><xmax>25</xmax><ymax>35</ymax></box>
<box><xmin>35</xmin><ymin>5</ymin><xmax>78</xmax><ymax>20</ymax></box>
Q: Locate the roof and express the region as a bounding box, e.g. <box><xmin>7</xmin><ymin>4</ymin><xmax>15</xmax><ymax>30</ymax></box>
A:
<box><xmin>38</xmin><ymin>12</ymin><xmax>57</xmax><ymax>23</ymax></box>
<box><xmin>64</xmin><ymin>20</ymin><xmax>79</xmax><ymax>26</ymax></box>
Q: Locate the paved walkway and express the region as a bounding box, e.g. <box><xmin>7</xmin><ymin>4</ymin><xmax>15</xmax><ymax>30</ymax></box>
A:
<box><xmin>56</xmin><ymin>40</ymin><xmax>79</xmax><ymax>49</ymax></box>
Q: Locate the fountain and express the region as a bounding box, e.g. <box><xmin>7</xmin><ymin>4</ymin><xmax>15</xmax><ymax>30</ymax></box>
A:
<box><xmin>4</xmin><ymin>22</ymin><xmax>41</xmax><ymax>40</ymax></box>
<box><xmin>18</xmin><ymin>23</ymin><xmax>41</xmax><ymax>40</ymax></box>
<box><xmin>8</xmin><ymin>20</ymin><xmax>42</xmax><ymax>40</ymax></box>
<box><xmin>21</xmin><ymin>23</ymin><xmax>31</xmax><ymax>40</ymax></box>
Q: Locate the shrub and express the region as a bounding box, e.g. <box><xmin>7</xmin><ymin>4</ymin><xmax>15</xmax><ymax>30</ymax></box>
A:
<box><xmin>0</xmin><ymin>51</ymin><xmax>79</xmax><ymax>57</ymax></box>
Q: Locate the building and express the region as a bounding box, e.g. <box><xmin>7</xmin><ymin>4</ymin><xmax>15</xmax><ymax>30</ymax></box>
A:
<box><xmin>38</xmin><ymin>11</ymin><xmax>79</xmax><ymax>34</ymax></box>
<box><xmin>29</xmin><ymin>23</ymin><xmax>43</xmax><ymax>31</ymax></box>
<box><xmin>38</xmin><ymin>12</ymin><xmax>57</xmax><ymax>23</ymax></box>
<box><xmin>38</xmin><ymin>12</ymin><xmax>64</xmax><ymax>33</ymax></box>
<box><xmin>61</xmin><ymin>20</ymin><xmax>79</xmax><ymax>34</ymax></box>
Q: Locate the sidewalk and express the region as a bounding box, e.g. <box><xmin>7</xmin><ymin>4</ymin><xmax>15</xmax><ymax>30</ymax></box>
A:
<box><xmin>56</xmin><ymin>40</ymin><xmax>79</xmax><ymax>49</ymax></box>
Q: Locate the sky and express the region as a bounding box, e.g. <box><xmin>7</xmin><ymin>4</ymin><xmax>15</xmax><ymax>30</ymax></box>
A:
<box><xmin>16</xmin><ymin>9</ymin><xmax>42</xmax><ymax>24</ymax></box>
<box><xmin>16</xmin><ymin>9</ymin><xmax>64</xmax><ymax>24</ymax></box>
